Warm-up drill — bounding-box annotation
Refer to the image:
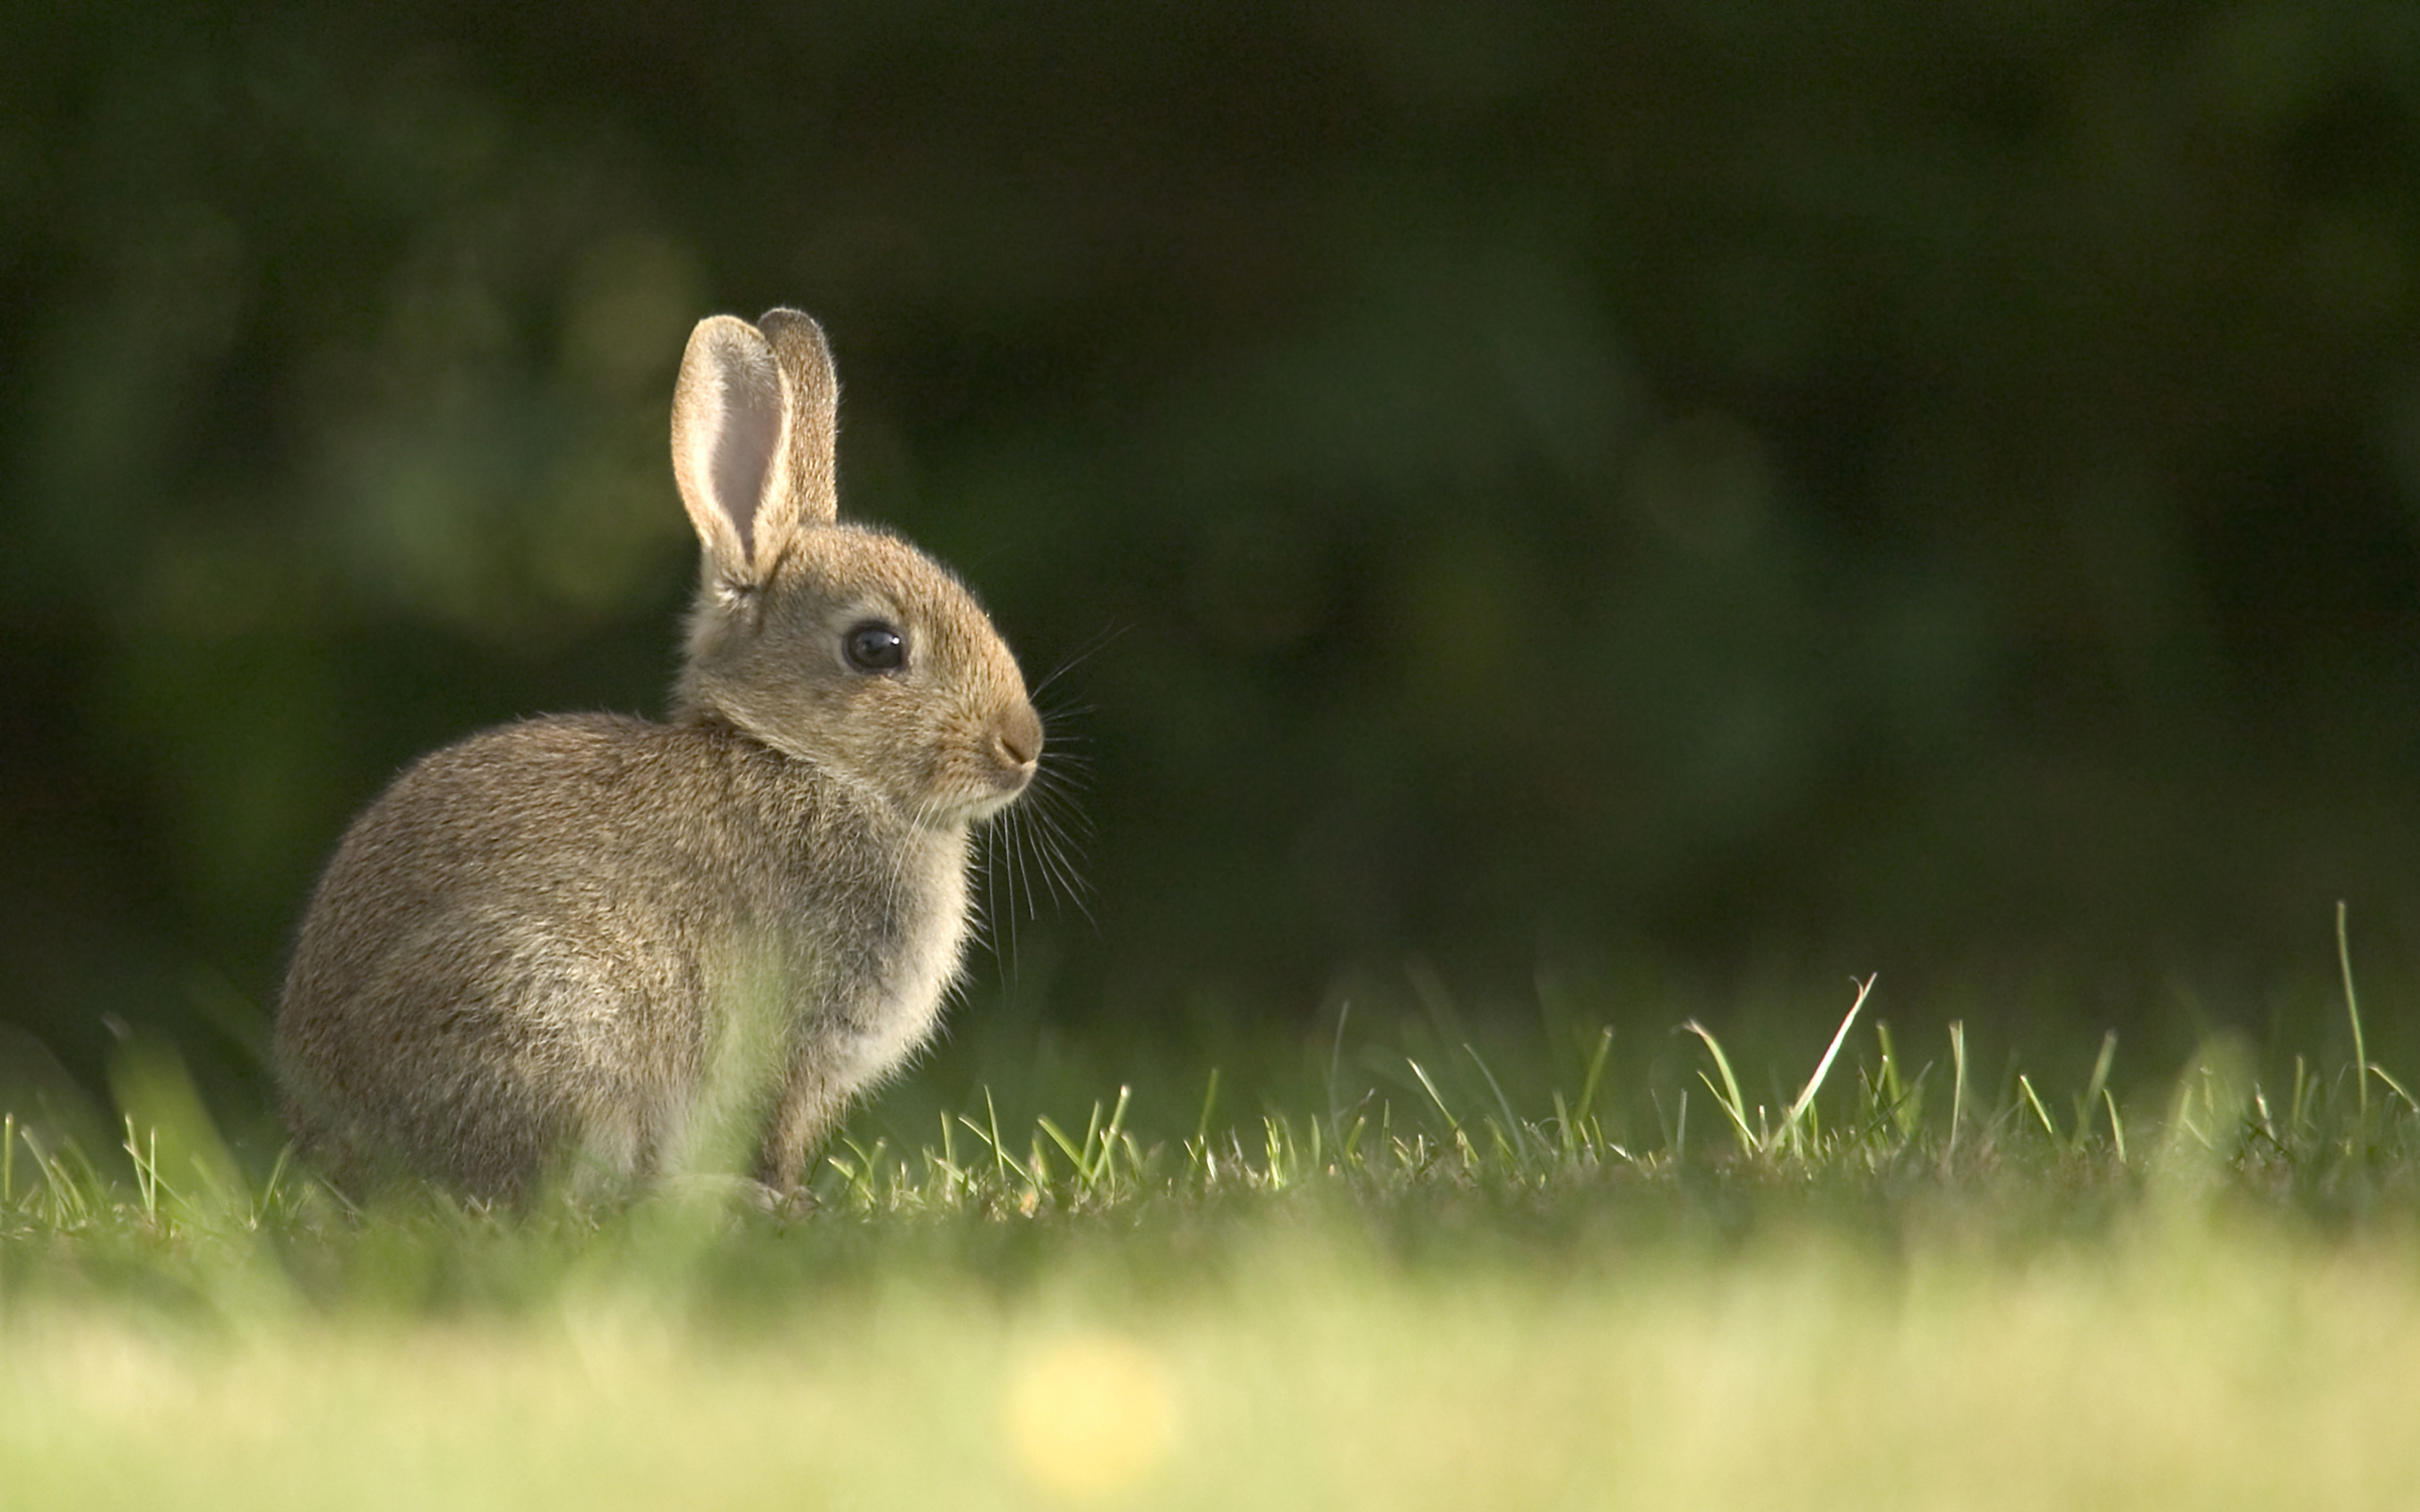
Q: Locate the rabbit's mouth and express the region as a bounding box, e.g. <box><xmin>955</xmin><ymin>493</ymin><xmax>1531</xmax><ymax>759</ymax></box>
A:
<box><xmin>919</xmin><ymin>737</ymin><xmax>1037</xmax><ymax>829</ymax></box>
<box><xmin>931</xmin><ymin>765</ymin><xmax>1034</xmax><ymax>829</ymax></box>
<box><xmin>923</xmin><ymin>796</ymin><xmax>1015</xmax><ymax>832</ymax></box>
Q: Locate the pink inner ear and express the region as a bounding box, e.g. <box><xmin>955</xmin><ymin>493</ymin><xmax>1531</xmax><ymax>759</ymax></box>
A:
<box><xmin>714</xmin><ymin>367</ymin><xmax>784</xmax><ymax>562</ymax></box>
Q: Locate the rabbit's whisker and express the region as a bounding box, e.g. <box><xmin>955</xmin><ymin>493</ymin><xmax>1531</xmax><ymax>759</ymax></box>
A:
<box><xmin>1028</xmin><ymin>623</ymin><xmax>1131</xmax><ymax>699</ymax></box>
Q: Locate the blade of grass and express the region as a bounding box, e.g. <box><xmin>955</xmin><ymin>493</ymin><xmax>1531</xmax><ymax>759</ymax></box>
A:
<box><xmin>1405</xmin><ymin>1057</ymin><xmax>1462</xmax><ymax>1137</ymax></box>
<box><xmin>2370</xmin><ymin>1064</ymin><xmax>2420</xmax><ymax>1117</ymax></box>
<box><xmin>1876</xmin><ymin>1022</ymin><xmax>1909</xmax><ymax>1138</ymax></box>
<box><xmin>1575</xmin><ymin>1026</ymin><xmax>1614</xmax><ymax>1130</ymax></box>
<box><xmin>2018</xmin><ymin>1074</ymin><xmax>2059</xmax><ymax>1143</ymax></box>
<box><xmin>1095</xmin><ymin>1086</ymin><xmax>1132</xmax><ymax>1187</ymax></box>
<box><xmin>986</xmin><ymin>1087</ymin><xmax>1013</xmax><ymax>1187</ymax></box>
<box><xmin>1036</xmin><ymin>1112</ymin><xmax>1087</xmax><ymax>1174</ymax></box>
<box><xmin>1189</xmin><ymin>1066</ymin><xmax>1222</xmax><ymax>1171</ymax></box>
<box><xmin>1947</xmin><ymin>1022</ymin><xmax>1969</xmax><ymax>1163</ymax></box>
<box><xmin>1462</xmin><ymin>1043</ymin><xmax>1534</xmax><ymax>1161</ymax></box>
<box><xmin>2340</xmin><ymin>900</ymin><xmax>2369</xmax><ymax>1130</ymax></box>
<box><xmin>1327</xmin><ymin>1001</ymin><xmax>1352</xmax><ymax>1138</ymax></box>
<box><xmin>2075</xmin><ymin>1031</ymin><xmax>2118</xmax><ymax>1153</ymax></box>
<box><xmin>1683</xmin><ymin>1022</ymin><xmax>1757</xmax><ymax>1156</ymax></box>
<box><xmin>1779</xmin><ymin>975</ymin><xmax>1876</xmax><ymax>1157</ymax></box>
<box><xmin>1075</xmin><ymin>1098</ymin><xmax>1105</xmax><ymax>1186</ymax></box>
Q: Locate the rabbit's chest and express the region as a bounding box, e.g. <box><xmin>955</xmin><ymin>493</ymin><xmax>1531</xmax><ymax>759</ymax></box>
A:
<box><xmin>813</xmin><ymin>840</ymin><xmax>972</xmax><ymax>1089</ymax></box>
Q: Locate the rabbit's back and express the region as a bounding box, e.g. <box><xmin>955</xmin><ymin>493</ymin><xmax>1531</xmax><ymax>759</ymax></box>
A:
<box><xmin>276</xmin><ymin>713</ymin><xmax>934</xmax><ymax>1199</ymax></box>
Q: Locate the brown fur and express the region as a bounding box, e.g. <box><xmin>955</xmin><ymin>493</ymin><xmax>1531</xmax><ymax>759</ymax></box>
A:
<box><xmin>274</xmin><ymin>310</ymin><xmax>1040</xmax><ymax>1204</ymax></box>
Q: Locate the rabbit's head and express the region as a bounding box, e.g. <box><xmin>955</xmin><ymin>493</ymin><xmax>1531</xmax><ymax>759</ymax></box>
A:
<box><xmin>668</xmin><ymin>310</ymin><xmax>1040</xmax><ymax>828</ymax></box>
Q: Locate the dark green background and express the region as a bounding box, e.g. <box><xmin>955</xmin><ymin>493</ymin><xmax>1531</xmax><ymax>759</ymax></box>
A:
<box><xmin>9</xmin><ymin>2</ymin><xmax>2420</xmax><ymax>1127</ymax></box>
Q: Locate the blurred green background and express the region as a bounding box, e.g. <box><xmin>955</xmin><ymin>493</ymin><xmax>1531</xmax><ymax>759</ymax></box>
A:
<box><xmin>8</xmin><ymin>1</ymin><xmax>2420</xmax><ymax>1130</ymax></box>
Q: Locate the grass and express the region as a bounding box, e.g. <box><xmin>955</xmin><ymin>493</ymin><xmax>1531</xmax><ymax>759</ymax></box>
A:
<box><xmin>8</xmin><ymin>956</ymin><xmax>2420</xmax><ymax>1509</ymax></box>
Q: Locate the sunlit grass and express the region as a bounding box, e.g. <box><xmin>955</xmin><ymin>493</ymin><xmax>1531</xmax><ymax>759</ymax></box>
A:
<box><xmin>7</xmin><ymin>955</ymin><xmax>2420</xmax><ymax>1507</ymax></box>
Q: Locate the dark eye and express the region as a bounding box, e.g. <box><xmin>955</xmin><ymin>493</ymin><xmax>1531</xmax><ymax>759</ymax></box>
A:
<box><xmin>843</xmin><ymin>620</ymin><xmax>906</xmax><ymax>673</ymax></box>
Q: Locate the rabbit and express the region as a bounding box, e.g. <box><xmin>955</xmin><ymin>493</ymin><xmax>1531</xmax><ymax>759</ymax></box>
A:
<box><xmin>274</xmin><ymin>308</ymin><xmax>1043</xmax><ymax>1206</ymax></box>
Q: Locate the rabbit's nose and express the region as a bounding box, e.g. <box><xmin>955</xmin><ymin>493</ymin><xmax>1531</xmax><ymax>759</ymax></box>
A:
<box><xmin>995</xmin><ymin>702</ymin><xmax>1043</xmax><ymax>770</ymax></box>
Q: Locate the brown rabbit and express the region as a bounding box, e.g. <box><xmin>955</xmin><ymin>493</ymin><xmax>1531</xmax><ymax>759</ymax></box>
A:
<box><xmin>274</xmin><ymin>309</ymin><xmax>1042</xmax><ymax>1205</ymax></box>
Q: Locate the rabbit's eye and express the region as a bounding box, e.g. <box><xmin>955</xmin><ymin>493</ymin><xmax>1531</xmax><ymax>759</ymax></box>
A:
<box><xmin>844</xmin><ymin>621</ymin><xmax>907</xmax><ymax>673</ymax></box>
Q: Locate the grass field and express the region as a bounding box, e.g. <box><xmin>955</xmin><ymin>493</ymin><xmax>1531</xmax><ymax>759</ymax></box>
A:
<box><xmin>7</xmin><ymin>971</ymin><xmax>2420</xmax><ymax>1510</ymax></box>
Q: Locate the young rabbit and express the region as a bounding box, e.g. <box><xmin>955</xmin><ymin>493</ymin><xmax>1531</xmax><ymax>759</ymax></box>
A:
<box><xmin>275</xmin><ymin>308</ymin><xmax>1042</xmax><ymax>1205</ymax></box>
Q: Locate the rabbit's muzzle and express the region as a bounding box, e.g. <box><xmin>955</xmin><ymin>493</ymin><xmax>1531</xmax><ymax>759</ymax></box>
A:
<box><xmin>984</xmin><ymin>700</ymin><xmax>1045</xmax><ymax>804</ymax></box>
<box><xmin>929</xmin><ymin>697</ymin><xmax>1042</xmax><ymax>828</ymax></box>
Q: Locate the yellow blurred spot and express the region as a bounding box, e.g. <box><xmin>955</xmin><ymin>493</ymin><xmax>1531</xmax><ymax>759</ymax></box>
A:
<box><xmin>1002</xmin><ymin>1332</ymin><xmax>1179</xmax><ymax>1499</ymax></box>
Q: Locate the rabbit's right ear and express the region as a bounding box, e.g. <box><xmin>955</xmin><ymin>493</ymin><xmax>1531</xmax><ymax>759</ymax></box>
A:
<box><xmin>670</xmin><ymin>314</ymin><xmax>838</xmax><ymax>590</ymax></box>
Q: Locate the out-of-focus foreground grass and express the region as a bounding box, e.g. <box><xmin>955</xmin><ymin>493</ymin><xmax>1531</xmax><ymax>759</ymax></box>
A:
<box><xmin>5</xmin><ymin>984</ymin><xmax>2420</xmax><ymax>1510</ymax></box>
<box><xmin>8</xmin><ymin>1214</ymin><xmax>2419</xmax><ymax>1510</ymax></box>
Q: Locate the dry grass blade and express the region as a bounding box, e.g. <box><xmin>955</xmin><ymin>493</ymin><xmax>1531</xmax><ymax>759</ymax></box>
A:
<box><xmin>1778</xmin><ymin>975</ymin><xmax>1876</xmax><ymax>1157</ymax></box>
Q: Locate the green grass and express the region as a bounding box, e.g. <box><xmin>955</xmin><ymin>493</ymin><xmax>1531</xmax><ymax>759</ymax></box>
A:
<box><xmin>8</xmin><ymin>967</ymin><xmax>2420</xmax><ymax>1510</ymax></box>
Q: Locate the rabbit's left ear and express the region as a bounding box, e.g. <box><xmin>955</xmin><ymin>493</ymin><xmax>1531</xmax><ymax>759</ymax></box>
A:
<box><xmin>670</xmin><ymin>310</ymin><xmax>840</xmax><ymax>588</ymax></box>
<box><xmin>757</xmin><ymin>308</ymin><xmax>839</xmax><ymax>531</ymax></box>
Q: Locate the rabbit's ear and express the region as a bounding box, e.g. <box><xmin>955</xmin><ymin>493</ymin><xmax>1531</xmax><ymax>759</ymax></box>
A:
<box><xmin>671</xmin><ymin>316</ymin><xmax>785</xmax><ymax>584</ymax></box>
<box><xmin>756</xmin><ymin>308</ymin><xmax>839</xmax><ymax>532</ymax></box>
